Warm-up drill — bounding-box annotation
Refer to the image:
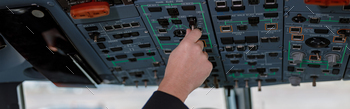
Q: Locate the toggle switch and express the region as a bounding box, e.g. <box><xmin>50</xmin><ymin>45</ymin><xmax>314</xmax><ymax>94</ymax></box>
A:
<box><xmin>187</xmin><ymin>17</ymin><xmax>197</xmax><ymax>30</ymax></box>
<box><xmin>204</xmin><ymin>80</ymin><xmax>210</xmax><ymax>88</ymax></box>
<box><xmin>310</xmin><ymin>76</ymin><xmax>318</xmax><ymax>87</ymax></box>
<box><xmin>89</xmin><ymin>32</ymin><xmax>101</xmax><ymax>42</ymax></box>
<box><xmin>234</xmin><ymin>80</ymin><xmax>238</xmax><ymax>88</ymax></box>
<box><xmin>311</xmin><ymin>50</ymin><xmax>321</xmax><ymax>61</ymax></box>
<box><xmin>122</xmin><ymin>77</ymin><xmax>128</xmax><ymax>84</ymax></box>
<box><xmin>143</xmin><ymin>79</ymin><xmax>149</xmax><ymax>88</ymax></box>
<box><xmin>153</xmin><ymin>70</ymin><xmax>158</xmax><ymax>79</ymax></box>
<box><xmin>245</xmin><ymin>80</ymin><xmax>249</xmax><ymax>88</ymax></box>
<box><xmin>213</xmin><ymin>74</ymin><xmax>219</xmax><ymax>88</ymax></box>
<box><xmin>134</xmin><ymin>81</ymin><xmax>139</xmax><ymax>88</ymax></box>
<box><xmin>257</xmin><ymin>79</ymin><xmax>262</xmax><ymax>91</ymax></box>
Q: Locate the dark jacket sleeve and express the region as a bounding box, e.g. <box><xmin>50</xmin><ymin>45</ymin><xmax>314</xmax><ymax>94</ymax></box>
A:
<box><xmin>143</xmin><ymin>91</ymin><xmax>188</xmax><ymax>109</ymax></box>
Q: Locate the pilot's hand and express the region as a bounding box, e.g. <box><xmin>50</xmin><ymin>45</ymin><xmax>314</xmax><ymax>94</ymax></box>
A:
<box><xmin>42</xmin><ymin>28</ymin><xmax>66</xmax><ymax>52</ymax></box>
<box><xmin>158</xmin><ymin>29</ymin><xmax>213</xmax><ymax>102</ymax></box>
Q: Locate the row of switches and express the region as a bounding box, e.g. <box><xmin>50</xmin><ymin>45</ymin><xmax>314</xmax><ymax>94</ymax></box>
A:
<box><xmin>97</xmin><ymin>43</ymin><xmax>151</xmax><ymax>49</ymax></box>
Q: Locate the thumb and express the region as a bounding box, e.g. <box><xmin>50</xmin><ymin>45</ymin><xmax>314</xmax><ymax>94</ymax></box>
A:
<box><xmin>48</xmin><ymin>46</ymin><xmax>58</xmax><ymax>52</ymax></box>
<box><xmin>185</xmin><ymin>29</ymin><xmax>191</xmax><ymax>36</ymax></box>
<box><xmin>182</xmin><ymin>29</ymin><xmax>202</xmax><ymax>43</ymax></box>
<box><xmin>43</xmin><ymin>35</ymin><xmax>58</xmax><ymax>52</ymax></box>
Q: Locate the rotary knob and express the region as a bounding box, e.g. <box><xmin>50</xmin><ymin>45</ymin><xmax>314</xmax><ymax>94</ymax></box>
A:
<box><xmin>325</xmin><ymin>54</ymin><xmax>340</xmax><ymax>66</ymax></box>
<box><xmin>291</xmin><ymin>52</ymin><xmax>305</xmax><ymax>64</ymax></box>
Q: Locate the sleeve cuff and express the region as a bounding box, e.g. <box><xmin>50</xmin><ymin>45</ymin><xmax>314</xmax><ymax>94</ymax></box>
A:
<box><xmin>143</xmin><ymin>91</ymin><xmax>188</xmax><ymax>109</ymax></box>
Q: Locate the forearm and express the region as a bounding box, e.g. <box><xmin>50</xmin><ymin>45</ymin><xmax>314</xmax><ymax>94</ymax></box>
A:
<box><xmin>143</xmin><ymin>29</ymin><xmax>212</xmax><ymax>108</ymax></box>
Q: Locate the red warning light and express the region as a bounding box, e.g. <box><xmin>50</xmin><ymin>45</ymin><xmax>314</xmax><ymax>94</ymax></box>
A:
<box><xmin>70</xmin><ymin>0</ymin><xmax>110</xmax><ymax>19</ymax></box>
<box><xmin>304</xmin><ymin>0</ymin><xmax>350</xmax><ymax>6</ymax></box>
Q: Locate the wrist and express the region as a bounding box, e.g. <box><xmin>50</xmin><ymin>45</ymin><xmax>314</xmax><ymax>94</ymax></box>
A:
<box><xmin>158</xmin><ymin>78</ymin><xmax>192</xmax><ymax>102</ymax></box>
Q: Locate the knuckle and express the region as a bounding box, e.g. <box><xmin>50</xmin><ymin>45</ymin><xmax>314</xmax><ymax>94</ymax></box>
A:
<box><xmin>206</xmin><ymin>61</ymin><xmax>213</xmax><ymax>68</ymax></box>
<box><xmin>193</xmin><ymin>29</ymin><xmax>201</xmax><ymax>34</ymax></box>
<box><xmin>180</xmin><ymin>41</ymin><xmax>190</xmax><ymax>47</ymax></box>
<box><xmin>193</xmin><ymin>45</ymin><xmax>202</xmax><ymax>51</ymax></box>
<box><xmin>198</xmin><ymin>41</ymin><xmax>204</xmax><ymax>46</ymax></box>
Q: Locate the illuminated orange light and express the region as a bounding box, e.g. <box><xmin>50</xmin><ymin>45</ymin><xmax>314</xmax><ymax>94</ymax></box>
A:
<box><xmin>70</xmin><ymin>0</ymin><xmax>110</xmax><ymax>19</ymax></box>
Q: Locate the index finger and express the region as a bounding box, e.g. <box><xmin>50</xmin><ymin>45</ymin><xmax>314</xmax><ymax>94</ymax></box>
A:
<box><xmin>182</xmin><ymin>29</ymin><xmax>202</xmax><ymax>43</ymax></box>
